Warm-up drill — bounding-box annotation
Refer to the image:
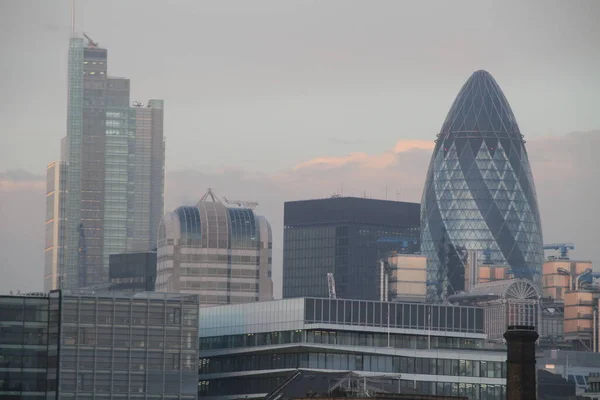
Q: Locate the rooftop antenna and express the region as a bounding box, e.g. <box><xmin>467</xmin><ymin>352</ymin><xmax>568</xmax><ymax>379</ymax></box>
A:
<box><xmin>70</xmin><ymin>0</ymin><xmax>77</xmax><ymax>35</ymax></box>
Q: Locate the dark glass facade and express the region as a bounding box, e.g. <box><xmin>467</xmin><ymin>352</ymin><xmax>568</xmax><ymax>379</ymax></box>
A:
<box><xmin>0</xmin><ymin>292</ymin><xmax>198</xmax><ymax>399</ymax></box>
<box><xmin>283</xmin><ymin>197</ymin><xmax>420</xmax><ymax>300</ymax></box>
<box><xmin>109</xmin><ymin>251</ymin><xmax>157</xmax><ymax>292</ymax></box>
<box><xmin>421</xmin><ymin>70</ymin><xmax>544</xmax><ymax>300</ymax></box>
<box><xmin>0</xmin><ymin>295</ymin><xmax>56</xmax><ymax>398</ymax></box>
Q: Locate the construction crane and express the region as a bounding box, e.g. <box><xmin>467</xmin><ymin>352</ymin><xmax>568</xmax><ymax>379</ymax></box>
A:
<box><xmin>327</xmin><ymin>273</ymin><xmax>337</xmax><ymax>299</ymax></box>
<box><xmin>83</xmin><ymin>32</ymin><xmax>98</xmax><ymax>48</ymax></box>
<box><xmin>223</xmin><ymin>197</ymin><xmax>258</xmax><ymax>210</ymax></box>
<box><xmin>543</xmin><ymin>243</ymin><xmax>575</xmax><ymax>260</ymax></box>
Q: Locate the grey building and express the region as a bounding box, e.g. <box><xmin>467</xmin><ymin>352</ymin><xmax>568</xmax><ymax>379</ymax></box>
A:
<box><xmin>109</xmin><ymin>251</ymin><xmax>157</xmax><ymax>293</ymax></box>
<box><xmin>46</xmin><ymin>34</ymin><xmax>165</xmax><ymax>290</ymax></box>
<box><xmin>0</xmin><ymin>294</ymin><xmax>56</xmax><ymax>398</ymax></box>
<box><xmin>283</xmin><ymin>197</ymin><xmax>420</xmax><ymax>300</ymax></box>
<box><xmin>198</xmin><ymin>297</ymin><xmax>507</xmax><ymax>399</ymax></box>
<box><xmin>0</xmin><ymin>291</ymin><xmax>199</xmax><ymax>399</ymax></box>
<box><xmin>156</xmin><ymin>189</ymin><xmax>273</xmax><ymax>306</ymax></box>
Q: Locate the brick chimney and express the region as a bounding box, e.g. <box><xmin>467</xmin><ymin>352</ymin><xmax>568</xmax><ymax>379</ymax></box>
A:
<box><xmin>504</xmin><ymin>325</ymin><xmax>538</xmax><ymax>400</ymax></box>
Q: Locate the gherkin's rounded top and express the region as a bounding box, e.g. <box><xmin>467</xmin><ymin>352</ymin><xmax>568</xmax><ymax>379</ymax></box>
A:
<box><xmin>438</xmin><ymin>70</ymin><xmax>522</xmax><ymax>142</ymax></box>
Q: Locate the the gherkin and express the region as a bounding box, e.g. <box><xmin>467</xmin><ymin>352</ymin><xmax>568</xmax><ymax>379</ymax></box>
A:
<box><xmin>421</xmin><ymin>70</ymin><xmax>544</xmax><ymax>301</ymax></box>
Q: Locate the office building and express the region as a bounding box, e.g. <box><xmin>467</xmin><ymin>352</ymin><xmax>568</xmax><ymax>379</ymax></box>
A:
<box><xmin>0</xmin><ymin>291</ymin><xmax>199</xmax><ymax>399</ymax></box>
<box><xmin>380</xmin><ymin>253</ymin><xmax>427</xmax><ymax>302</ymax></box>
<box><xmin>283</xmin><ymin>197</ymin><xmax>420</xmax><ymax>300</ymax></box>
<box><xmin>109</xmin><ymin>251</ymin><xmax>157</xmax><ymax>292</ymax></box>
<box><xmin>198</xmin><ymin>297</ymin><xmax>507</xmax><ymax>399</ymax></box>
<box><xmin>156</xmin><ymin>189</ymin><xmax>273</xmax><ymax>305</ymax></box>
<box><xmin>46</xmin><ymin>34</ymin><xmax>165</xmax><ymax>290</ymax></box>
<box><xmin>542</xmin><ymin>259</ymin><xmax>594</xmax><ymax>302</ymax></box>
<box><xmin>0</xmin><ymin>294</ymin><xmax>56</xmax><ymax>398</ymax></box>
<box><xmin>421</xmin><ymin>70</ymin><xmax>544</xmax><ymax>301</ymax></box>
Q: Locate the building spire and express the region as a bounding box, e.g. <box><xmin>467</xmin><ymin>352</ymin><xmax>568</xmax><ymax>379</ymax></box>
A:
<box><xmin>71</xmin><ymin>0</ymin><xmax>75</xmax><ymax>35</ymax></box>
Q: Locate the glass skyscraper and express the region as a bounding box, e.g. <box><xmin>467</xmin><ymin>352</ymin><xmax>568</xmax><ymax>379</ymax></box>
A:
<box><xmin>44</xmin><ymin>35</ymin><xmax>165</xmax><ymax>291</ymax></box>
<box><xmin>421</xmin><ymin>70</ymin><xmax>544</xmax><ymax>301</ymax></box>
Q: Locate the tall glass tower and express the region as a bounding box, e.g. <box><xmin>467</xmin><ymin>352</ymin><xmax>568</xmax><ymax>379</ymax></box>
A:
<box><xmin>421</xmin><ymin>70</ymin><xmax>544</xmax><ymax>301</ymax></box>
<box><xmin>44</xmin><ymin>35</ymin><xmax>165</xmax><ymax>291</ymax></box>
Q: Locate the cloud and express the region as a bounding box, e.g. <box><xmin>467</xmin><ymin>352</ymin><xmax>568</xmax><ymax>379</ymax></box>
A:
<box><xmin>0</xmin><ymin>170</ymin><xmax>46</xmax><ymax>191</ymax></box>
<box><xmin>293</xmin><ymin>139</ymin><xmax>434</xmax><ymax>171</ymax></box>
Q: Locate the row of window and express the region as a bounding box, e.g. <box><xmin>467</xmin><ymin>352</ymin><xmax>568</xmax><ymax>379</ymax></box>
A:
<box><xmin>199</xmin><ymin>351</ymin><xmax>506</xmax><ymax>378</ymax></box>
<box><xmin>59</xmin><ymin>370</ymin><xmax>196</xmax><ymax>395</ymax></box>
<box><xmin>180</xmin><ymin>281</ymin><xmax>258</xmax><ymax>292</ymax></box>
<box><xmin>304</xmin><ymin>297</ymin><xmax>484</xmax><ymax>333</ymax></box>
<box><xmin>61</xmin><ymin>301</ymin><xmax>197</xmax><ymax>326</ymax></box>
<box><xmin>179</xmin><ymin>254</ymin><xmax>260</xmax><ymax>263</ymax></box>
<box><xmin>62</xmin><ymin>325</ymin><xmax>194</xmax><ymax>349</ymax></box>
<box><xmin>60</xmin><ymin>350</ymin><xmax>195</xmax><ymax>371</ymax></box>
<box><xmin>180</xmin><ymin>267</ymin><xmax>258</xmax><ymax>278</ymax></box>
<box><xmin>199</xmin><ymin>376</ymin><xmax>505</xmax><ymax>400</ymax></box>
<box><xmin>199</xmin><ymin>329</ymin><xmax>484</xmax><ymax>351</ymax></box>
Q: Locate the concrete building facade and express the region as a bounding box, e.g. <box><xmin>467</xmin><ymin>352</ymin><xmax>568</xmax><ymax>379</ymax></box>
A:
<box><xmin>156</xmin><ymin>189</ymin><xmax>273</xmax><ymax>306</ymax></box>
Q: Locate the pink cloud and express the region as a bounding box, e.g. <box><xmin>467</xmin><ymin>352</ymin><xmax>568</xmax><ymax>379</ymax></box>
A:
<box><xmin>293</xmin><ymin>139</ymin><xmax>434</xmax><ymax>171</ymax></box>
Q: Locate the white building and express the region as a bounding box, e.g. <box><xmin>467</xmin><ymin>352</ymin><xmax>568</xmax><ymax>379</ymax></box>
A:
<box><xmin>156</xmin><ymin>189</ymin><xmax>273</xmax><ymax>306</ymax></box>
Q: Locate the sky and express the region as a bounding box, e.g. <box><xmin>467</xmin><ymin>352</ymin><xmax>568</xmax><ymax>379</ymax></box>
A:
<box><xmin>0</xmin><ymin>1</ymin><xmax>599</xmax><ymax>296</ymax></box>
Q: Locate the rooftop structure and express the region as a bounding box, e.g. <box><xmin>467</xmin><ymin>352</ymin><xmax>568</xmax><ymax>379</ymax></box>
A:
<box><xmin>448</xmin><ymin>279</ymin><xmax>541</xmax><ymax>341</ymax></box>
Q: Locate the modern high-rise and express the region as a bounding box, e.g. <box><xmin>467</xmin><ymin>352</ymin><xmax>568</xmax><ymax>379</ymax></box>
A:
<box><xmin>421</xmin><ymin>70</ymin><xmax>544</xmax><ymax>301</ymax></box>
<box><xmin>283</xmin><ymin>197</ymin><xmax>420</xmax><ymax>300</ymax></box>
<box><xmin>156</xmin><ymin>189</ymin><xmax>273</xmax><ymax>306</ymax></box>
<box><xmin>44</xmin><ymin>34</ymin><xmax>165</xmax><ymax>291</ymax></box>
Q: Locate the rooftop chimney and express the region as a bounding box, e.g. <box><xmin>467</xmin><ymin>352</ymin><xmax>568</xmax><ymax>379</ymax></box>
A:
<box><xmin>504</xmin><ymin>325</ymin><xmax>538</xmax><ymax>400</ymax></box>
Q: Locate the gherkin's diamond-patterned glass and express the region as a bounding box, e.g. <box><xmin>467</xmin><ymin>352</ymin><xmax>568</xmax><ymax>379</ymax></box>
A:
<box><xmin>421</xmin><ymin>70</ymin><xmax>544</xmax><ymax>301</ymax></box>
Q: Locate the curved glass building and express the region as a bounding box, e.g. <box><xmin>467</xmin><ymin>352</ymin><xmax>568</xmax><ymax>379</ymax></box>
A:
<box><xmin>421</xmin><ymin>70</ymin><xmax>544</xmax><ymax>300</ymax></box>
<box><xmin>156</xmin><ymin>189</ymin><xmax>273</xmax><ymax>305</ymax></box>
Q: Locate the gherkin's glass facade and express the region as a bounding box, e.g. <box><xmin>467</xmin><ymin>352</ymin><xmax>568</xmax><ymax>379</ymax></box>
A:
<box><xmin>421</xmin><ymin>70</ymin><xmax>544</xmax><ymax>301</ymax></box>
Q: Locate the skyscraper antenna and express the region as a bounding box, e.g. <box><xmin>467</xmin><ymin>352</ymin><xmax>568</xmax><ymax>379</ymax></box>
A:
<box><xmin>71</xmin><ymin>0</ymin><xmax>75</xmax><ymax>34</ymax></box>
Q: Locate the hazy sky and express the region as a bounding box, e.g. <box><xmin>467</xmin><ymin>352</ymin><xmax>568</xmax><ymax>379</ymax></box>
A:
<box><xmin>1</xmin><ymin>0</ymin><xmax>599</xmax><ymax>173</ymax></box>
<box><xmin>0</xmin><ymin>1</ymin><xmax>599</xmax><ymax>295</ymax></box>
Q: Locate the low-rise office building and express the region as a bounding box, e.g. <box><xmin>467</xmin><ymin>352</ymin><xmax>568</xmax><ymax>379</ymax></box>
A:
<box><xmin>0</xmin><ymin>290</ymin><xmax>199</xmax><ymax>399</ymax></box>
<box><xmin>198</xmin><ymin>297</ymin><xmax>507</xmax><ymax>399</ymax></box>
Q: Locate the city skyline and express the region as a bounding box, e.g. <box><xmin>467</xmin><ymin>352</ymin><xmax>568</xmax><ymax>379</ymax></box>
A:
<box><xmin>0</xmin><ymin>1</ymin><xmax>599</xmax><ymax>296</ymax></box>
